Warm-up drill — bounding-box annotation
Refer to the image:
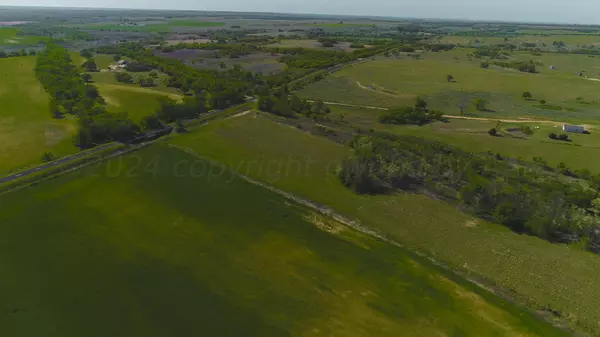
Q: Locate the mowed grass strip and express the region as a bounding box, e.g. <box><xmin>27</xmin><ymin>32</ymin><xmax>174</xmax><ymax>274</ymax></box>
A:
<box><xmin>0</xmin><ymin>56</ymin><xmax>78</xmax><ymax>175</ymax></box>
<box><xmin>169</xmin><ymin>112</ymin><xmax>600</xmax><ymax>334</ymax></box>
<box><xmin>0</xmin><ymin>143</ymin><xmax>564</xmax><ymax>336</ymax></box>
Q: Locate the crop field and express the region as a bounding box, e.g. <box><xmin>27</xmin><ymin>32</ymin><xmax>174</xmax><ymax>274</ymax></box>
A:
<box><xmin>0</xmin><ymin>143</ymin><xmax>565</xmax><ymax>336</ymax></box>
<box><xmin>169</xmin><ymin>112</ymin><xmax>600</xmax><ymax>333</ymax></box>
<box><xmin>0</xmin><ymin>28</ymin><xmax>49</xmax><ymax>46</ymax></box>
<box><xmin>299</xmin><ymin>48</ymin><xmax>600</xmax><ymax>122</ymax></box>
<box><xmin>0</xmin><ymin>56</ymin><xmax>77</xmax><ymax>175</ymax></box>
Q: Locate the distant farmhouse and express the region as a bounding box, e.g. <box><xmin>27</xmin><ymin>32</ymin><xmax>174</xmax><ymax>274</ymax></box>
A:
<box><xmin>562</xmin><ymin>124</ymin><xmax>585</xmax><ymax>133</ymax></box>
<box><xmin>109</xmin><ymin>60</ymin><xmax>128</xmax><ymax>71</ymax></box>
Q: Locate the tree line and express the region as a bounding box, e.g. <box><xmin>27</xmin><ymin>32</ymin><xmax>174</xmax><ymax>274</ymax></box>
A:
<box><xmin>35</xmin><ymin>43</ymin><xmax>139</xmax><ymax>148</ymax></box>
<box><xmin>338</xmin><ymin>133</ymin><xmax>600</xmax><ymax>253</ymax></box>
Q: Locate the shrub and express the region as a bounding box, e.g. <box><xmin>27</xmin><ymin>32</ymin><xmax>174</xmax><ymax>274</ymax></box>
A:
<box><xmin>522</xmin><ymin>92</ymin><xmax>532</xmax><ymax>99</ymax></box>
<box><xmin>488</xmin><ymin>128</ymin><xmax>498</xmax><ymax>136</ymax></box>
<box><xmin>473</xmin><ymin>99</ymin><xmax>488</xmax><ymax>111</ymax></box>
<box><xmin>480</xmin><ymin>61</ymin><xmax>489</xmax><ymax>69</ymax></box>
<box><xmin>321</xmin><ymin>41</ymin><xmax>334</xmax><ymax>48</ymax></box>
<box><xmin>549</xmin><ymin>132</ymin><xmax>558</xmax><ymax>140</ymax></box>
<box><xmin>539</xmin><ymin>99</ymin><xmax>546</xmax><ymax>104</ymax></box>
<box><xmin>558</xmin><ymin>133</ymin><xmax>570</xmax><ymax>141</ymax></box>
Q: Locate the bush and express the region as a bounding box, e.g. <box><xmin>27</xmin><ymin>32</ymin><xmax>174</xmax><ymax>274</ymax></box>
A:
<box><xmin>558</xmin><ymin>133</ymin><xmax>570</xmax><ymax>141</ymax></box>
<box><xmin>539</xmin><ymin>99</ymin><xmax>546</xmax><ymax>104</ymax></box>
<box><xmin>473</xmin><ymin>99</ymin><xmax>488</xmax><ymax>111</ymax></box>
<box><xmin>321</xmin><ymin>41</ymin><xmax>334</xmax><ymax>48</ymax></box>
<box><xmin>480</xmin><ymin>61</ymin><xmax>489</xmax><ymax>69</ymax></box>
<box><xmin>520</xmin><ymin>125</ymin><xmax>534</xmax><ymax>135</ymax></box>
<box><xmin>522</xmin><ymin>92</ymin><xmax>532</xmax><ymax>99</ymax></box>
<box><xmin>447</xmin><ymin>74</ymin><xmax>455</xmax><ymax>82</ymax></box>
<box><xmin>115</xmin><ymin>72</ymin><xmax>134</xmax><ymax>84</ymax></box>
<box><xmin>350</xmin><ymin>43</ymin><xmax>364</xmax><ymax>49</ymax></box>
<box><xmin>488</xmin><ymin>128</ymin><xmax>498</xmax><ymax>136</ymax></box>
<box><xmin>549</xmin><ymin>132</ymin><xmax>558</xmax><ymax>140</ymax></box>
<box><xmin>41</xmin><ymin>152</ymin><xmax>55</xmax><ymax>163</ymax></box>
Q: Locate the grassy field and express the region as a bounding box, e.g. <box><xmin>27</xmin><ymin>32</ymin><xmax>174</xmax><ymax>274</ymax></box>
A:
<box><xmin>0</xmin><ymin>28</ymin><xmax>49</xmax><ymax>46</ymax></box>
<box><xmin>79</xmin><ymin>20</ymin><xmax>225</xmax><ymax>32</ymax></box>
<box><xmin>93</xmin><ymin>54</ymin><xmax>115</xmax><ymax>70</ymax></box>
<box><xmin>440</xmin><ymin>34</ymin><xmax>600</xmax><ymax>47</ymax></box>
<box><xmin>0</xmin><ymin>56</ymin><xmax>78</xmax><ymax>175</ymax></box>
<box><xmin>169</xmin><ymin>112</ymin><xmax>600</xmax><ymax>334</ymax></box>
<box><xmin>88</xmin><ymin>69</ymin><xmax>182</xmax><ymax>122</ymax></box>
<box><xmin>97</xmin><ymin>84</ymin><xmax>182</xmax><ymax>122</ymax></box>
<box><xmin>298</xmin><ymin>49</ymin><xmax>600</xmax><ymax>122</ymax></box>
<box><xmin>306</xmin><ymin>23</ymin><xmax>376</xmax><ymax>28</ymax></box>
<box><xmin>326</xmin><ymin>103</ymin><xmax>600</xmax><ymax>173</ymax></box>
<box><xmin>0</xmin><ymin>143</ymin><xmax>565</xmax><ymax>336</ymax></box>
<box><xmin>167</xmin><ymin>20</ymin><xmax>225</xmax><ymax>27</ymax></box>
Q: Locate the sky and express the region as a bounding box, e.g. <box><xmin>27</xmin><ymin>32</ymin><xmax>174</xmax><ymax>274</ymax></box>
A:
<box><xmin>1</xmin><ymin>0</ymin><xmax>600</xmax><ymax>25</ymax></box>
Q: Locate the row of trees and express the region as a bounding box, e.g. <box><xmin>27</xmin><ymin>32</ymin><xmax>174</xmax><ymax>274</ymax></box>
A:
<box><xmin>378</xmin><ymin>98</ymin><xmax>444</xmax><ymax>125</ymax></box>
<box><xmin>0</xmin><ymin>49</ymin><xmax>36</xmax><ymax>58</ymax></box>
<box><xmin>338</xmin><ymin>134</ymin><xmax>600</xmax><ymax>253</ymax></box>
<box><xmin>35</xmin><ymin>44</ymin><xmax>140</xmax><ymax>148</ymax></box>
<box><xmin>256</xmin><ymin>86</ymin><xmax>331</xmax><ymax>118</ymax></box>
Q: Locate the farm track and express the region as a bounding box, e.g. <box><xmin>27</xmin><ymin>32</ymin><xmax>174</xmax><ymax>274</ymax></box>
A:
<box><xmin>311</xmin><ymin>100</ymin><xmax>592</xmax><ymax>127</ymax></box>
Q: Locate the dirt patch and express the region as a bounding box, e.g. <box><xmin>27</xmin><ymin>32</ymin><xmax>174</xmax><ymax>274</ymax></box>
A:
<box><xmin>464</xmin><ymin>219</ymin><xmax>479</xmax><ymax>228</ymax></box>
<box><xmin>304</xmin><ymin>212</ymin><xmax>345</xmax><ymax>234</ymax></box>
<box><xmin>44</xmin><ymin>121</ymin><xmax>76</xmax><ymax>147</ymax></box>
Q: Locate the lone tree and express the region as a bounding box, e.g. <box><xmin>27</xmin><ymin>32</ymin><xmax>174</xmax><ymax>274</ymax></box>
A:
<box><xmin>447</xmin><ymin>74</ymin><xmax>455</xmax><ymax>82</ymax></box>
<box><xmin>473</xmin><ymin>98</ymin><xmax>488</xmax><ymax>111</ymax></box>
<box><xmin>81</xmin><ymin>73</ymin><xmax>92</xmax><ymax>83</ymax></box>
<box><xmin>175</xmin><ymin>119</ymin><xmax>186</xmax><ymax>133</ymax></box>
<box><xmin>522</xmin><ymin>92</ymin><xmax>532</xmax><ymax>99</ymax></box>
<box><xmin>41</xmin><ymin>152</ymin><xmax>55</xmax><ymax>163</ymax></box>
<box><xmin>82</xmin><ymin>58</ymin><xmax>98</xmax><ymax>72</ymax></box>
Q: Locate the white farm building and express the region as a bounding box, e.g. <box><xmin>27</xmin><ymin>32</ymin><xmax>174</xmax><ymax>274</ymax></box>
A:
<box><xmin>562</xmin><ymin>124</ymin><xmax>585</xmax><ymax>133</ymax></box>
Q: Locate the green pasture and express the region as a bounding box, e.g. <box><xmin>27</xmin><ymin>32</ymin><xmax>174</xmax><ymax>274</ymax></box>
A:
<box><xmin>169</xmin><ymin>112</ymin><xmax>600</xmax><ymax>334</ymax></box>
<box><xmin>167</xmin><ymin>20</ymin><xmax>225</xmax><ymax>27</ymax></box>
<box><xmin>305</xmin><ymin>23</ymin><xmax>376</xmax><ymax>28</ymax></box>
<box><xmin>440</xmin><ymin>34</ymin><xmax>600</xmax><ymax>47</ymax></box>
<box><xmin>0</xmin><ymin>143</ymin><xmax>564</xmax><ymax>336</ymax></box>
<box><xmin>93</xmin><ymin>54</ymin><xmax>115</xmax><ymax>70</ymax></box>
<box><xmin>328</xmin><ymin>104</ymin><xmax>600</xmax><ymax>173</ymax></box>
<box><xmin>0</xmin><ymin>28</ymin><xmax>49</xmax><ymax>46</ymax></box>
<box><xmin>80</xmin><ymin>20</ymin><xmax>225</xmax><ymax>32</ymax></box>
<box><xmin>96</xmin><ymin>83</ymin><xmax>181</xmax><ymax>122</ymax></box>
<box><xmin>299</xmin><ymin>49</ymin><xmax>600</xmax><ymax>122</ymax></box>
<box><xmin>0</xmin><ymin>56</ymin><xmax>77</xmax><ymax>175</ymax></box>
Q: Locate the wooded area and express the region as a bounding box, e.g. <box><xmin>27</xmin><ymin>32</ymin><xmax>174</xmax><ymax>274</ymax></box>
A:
<box><xmin>338</xmin><ymin>133</ymin><xmax>600</xmax><ymax>253</ymax></box>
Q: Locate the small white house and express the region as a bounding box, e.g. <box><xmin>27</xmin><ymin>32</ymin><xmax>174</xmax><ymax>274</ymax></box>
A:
<box><xmin>562</xmin><ymin>124</ymin><xmax>585</xmax><ymax>133</ymax></box>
